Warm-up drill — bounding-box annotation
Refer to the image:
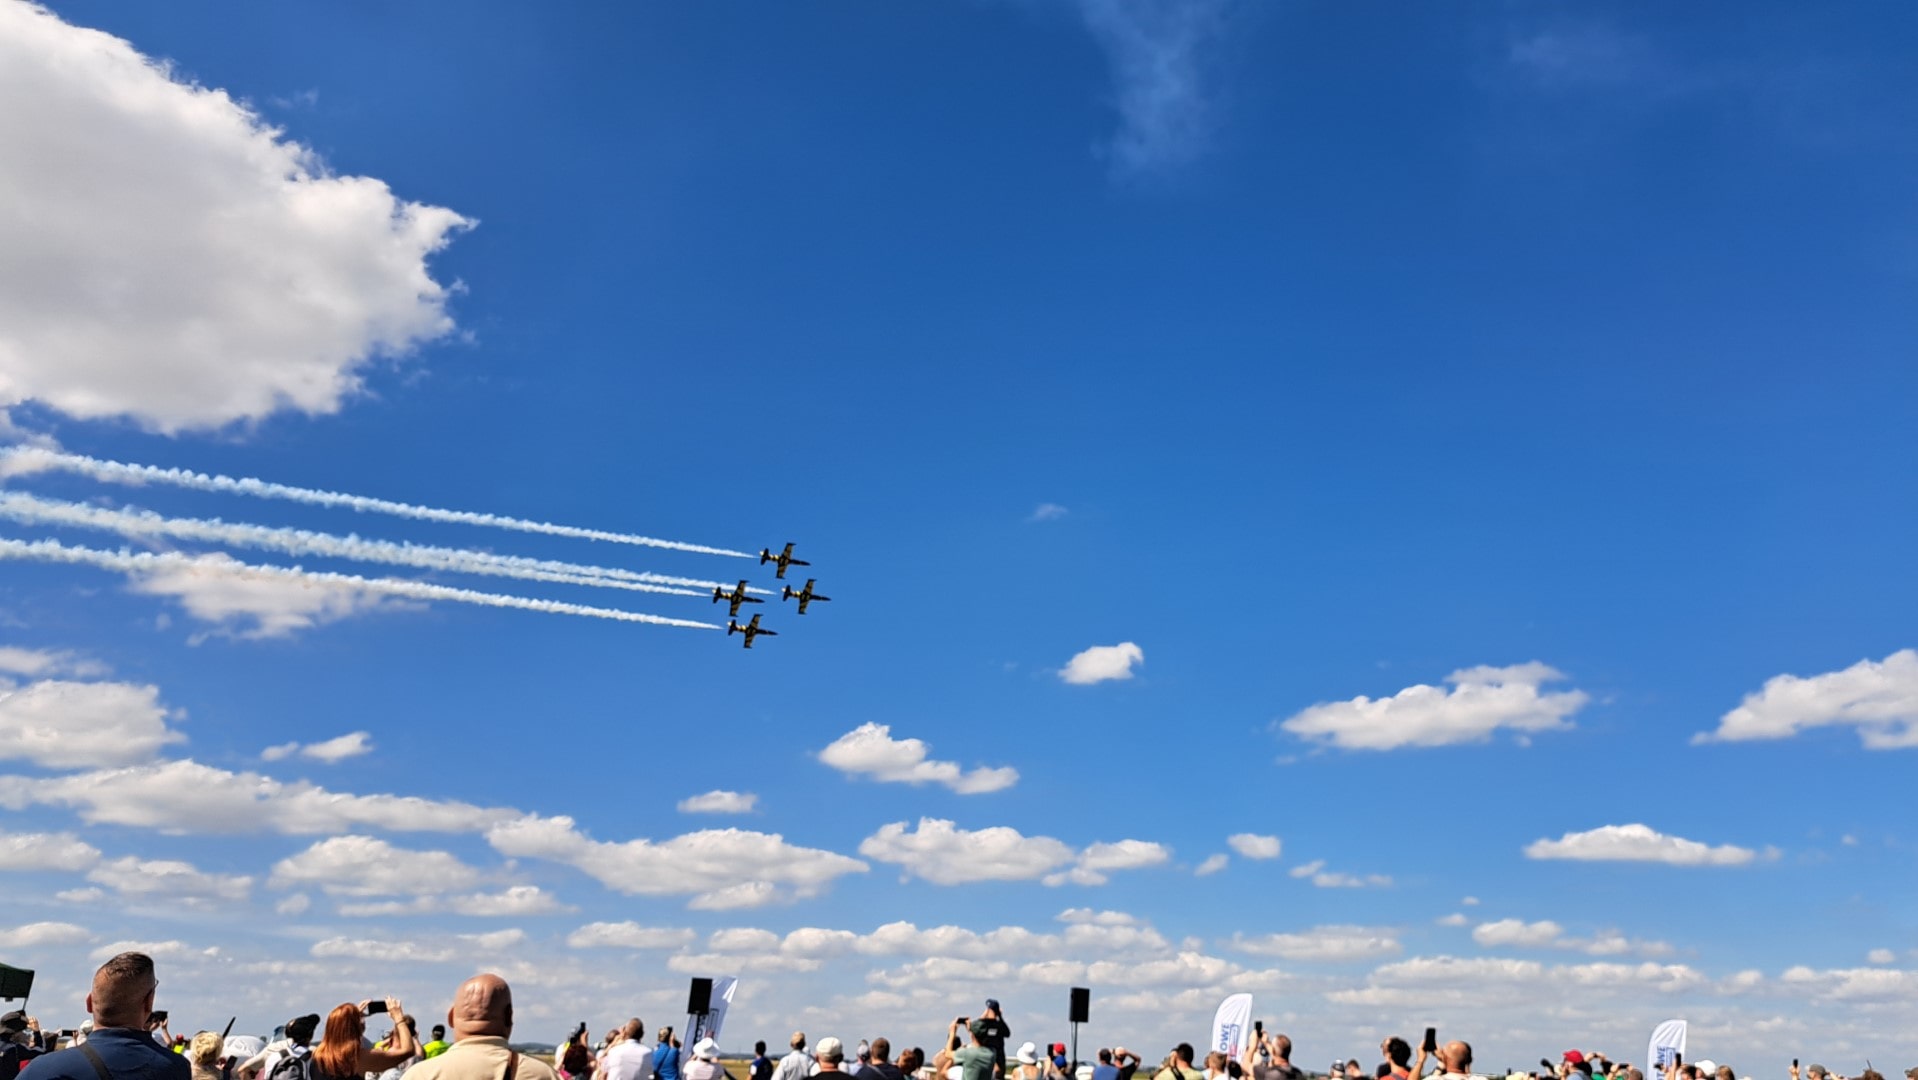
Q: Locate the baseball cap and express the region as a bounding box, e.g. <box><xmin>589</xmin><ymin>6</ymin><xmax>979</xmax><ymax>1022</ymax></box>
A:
<box><xmin>818</xmin><ymin>1038</ymin><xmax>845</xmax><ymax>1063</ymax></box>
<box><xmin>985</xmin><ymin>999</ymin><xmax>1001</xmax><ymax>1013</ymax></box>
<box><xmin>969</xmin><ymin>1020</ymin><xmax>993</xmax><ymax>1041</ymax></box>
<box><xmin>0</xmin><ymin>1011</ymin><xmax>26</xmax><ymax>1032</ymax></box>
<box><xmin>1565</xmin><ymin>1054</ymin><xmax>1586</xmax><ymax>1066</ymax></box>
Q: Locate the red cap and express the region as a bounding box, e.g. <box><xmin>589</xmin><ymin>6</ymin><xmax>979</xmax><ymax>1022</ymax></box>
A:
<box><xmin>1564</xmin><ymin>1053</ymin><xmax>1586</xmax><ymax>1065</ymax></box>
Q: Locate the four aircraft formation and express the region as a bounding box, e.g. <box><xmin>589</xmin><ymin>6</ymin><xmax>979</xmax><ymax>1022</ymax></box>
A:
<box><xmin>717</xmin><ymin>542</ymin><xmax>829</xmax><ymax>649</ymax></box>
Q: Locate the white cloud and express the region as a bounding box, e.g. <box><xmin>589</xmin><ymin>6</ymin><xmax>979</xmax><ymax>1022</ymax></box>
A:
<box><xmin>1060</xmin><ymin>642</ymin><xmax>1145</xmax><ymax>685</ymax></box>
<box><xmin>1696</xmin><ymin>649</ymin><xmax>1918</xmax><ymax>749</ymax></box>
<box><xmin>566</xmin><ymin>922</ymin><xmax>697</xmax><ymax>951</ymax></box>
<box><xmin>1029</xmin><ymin>503</ymin><xmax>1070</xmax><ymax>522</ymax></box>
<box><xmin>1523</xmin><ymin>824</ymin><xmax>1764</xmax><ymax>867</ymax></box>
<box><xmin>89</xmin><ymin>939</ymin><xmax>196</xmax><ymax>962</ymax></box>
<box><xmin>130</xmin><ymin>552</ymin><xmax>399</xmax><ymax>638</ymax></box>
<box><xmin>446</xmin><ymin>886</ymin><xmax>566</xmax><ymax>917</ymax></box>
<box><xmin>818</xmin><ymin>724</ymin><xmax>1018</xmax><ymax>794</ymax></box>
<box><xmin>1462</xmin><ymin>895</ymin><xmax>1481</xmax><ymax>906</ymax></box>
<box><xmin>1073</xmin><ymin>0</ymin><xmax>1232</xmax><ymax>175</ymax></box>
<box><xmin>275</xmin><ymin>894</ymin><xmax>311</xmax><ymax>916</ymax></box>
<box><xmin>0</xmin><ymin>758</ymin><xmax>517</xmax><ymax>835</ymax></box>
<box><xmin>1229</xmin><ymin>926</ymin><xmax>1402</xmax><ymax>962</ymax></box>
<box><xmin>268</xmin><ymin>836</ymin><xmax>485</xmax><ymax>896</ymax></box>
<box><xmin>0</xmin><ymin>647</ymin><xmax>105</xmax><ymax>679</ymax></box>
<box><xmin>860</xmin><ymin>819</ymin><xmax>1167</xmax><ymax>888</ymax></box>
<box><xmin>0</xmin><ymin>921</ymin><xmax>90</xmax><ymax>948</ymax></box>
<box><xmin>486</xmin><ymin>814</ymin><xmax>868</xmax><ymax>908</ymax></box>
<box><xmin>1279</xmin><ymin>662</ymin><xmax>1589</xmax><ymax>750</ymax></box>
<box><xmin>262</xmin><ymin>732</ymin><xmax>373</xmax><ymax>764</ymax></box>
<box><xmin>0</xmin><ymin>828</ymin><xmax>102</xmax><ymax>872</ymax></box>
<box><xmin>1436</xmin><ymin>913</ymin><xmax>1469</xmax><ymax>927</ymax></box>
<box><xmin>1867</xmin><ymin>948</ymin><xmax>1897</xmax><ymax>965</ymax></box>
<box><xmin>1779</xmin><ymin>965</ymin><xmax>1918</xmax><ymax>1003</ymax></box>
<box><xmin>1226</xmin><ymin>833</ymin><xmax>1281</xmax><ymax>860</ymax></box>
<box><xmin>0</xmin><ymin>2</ymin><xmax>471</xmax><ymax>433</ymax></box>
<box><xmin>1194</xmin><ymin>854</ymin><xmax>1229</xmax><ymax>877</ymax></box>
<box><xmin>1288</xmin><ymin>860</ymin><xmax>1324</xmax><ymax>878</ymax></box>
<box><xmin>0</xmin><ymin>678</ymin><xmax>183</xmax><ymax>768</ymax></box>
<box><xmin>677</xmin><ymin>790</ymin><xmax>759</xmax><ymax>814</ymax></box>
<box><xmin>1473</xmin><ymin>918</ymin><xmax>1566</xmax><ymax>948</ymax></box>
<box><xmin>1309</xmin><ymin>870</ymin><xmax>1393</xmax><ymax>889</ymax></box>
<box><xmin>86</xmin><ymin>855</ymin><xmax>252</xmax><ymax>903</ymax></box>
<box><xmin>860</xmin><ymin>819</ymin><xmax>1073</xmax><ymax>884</ymax></box>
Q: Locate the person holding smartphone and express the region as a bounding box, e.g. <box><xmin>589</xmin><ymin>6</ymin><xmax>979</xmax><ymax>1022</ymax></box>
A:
<box><xmin>1381</xmin><ymin>1040</ymin><xmax>1412</xmax><ymax>1080</ymax></box>
<box><xmin>1238</xmin><ymin>1034</ymin><xmax>1299</xmax><ymax>1080</ymax></box>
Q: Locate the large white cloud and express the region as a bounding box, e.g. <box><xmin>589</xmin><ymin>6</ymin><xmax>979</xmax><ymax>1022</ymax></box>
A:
<box><xmin>130</xmin><ymin>553</ymin><xmax>399</xmax><ymax>638</ymax></box>
<box><xmin>0</xmin><ymin>678</ymin><xmax>182</xmax><ymax>769</ymax></box>
<box><xmin>817</xmin><ymin>723</ymin><xmax>1018</xmax><ymax>794</ymax></box>
<box><xmin>1060</xmin><ymin>642</ymin><xmax>1145</xmax><ymax>685</ymax></box>
<box><xmin>858</xmin><ymin>818</ymin><xmax>1167</xmax><ymax>887</ymax></box>
<box><xmin>485</xmin><ymin>814</ymin><xmax>868</xmax><ymax>909</ymax></box>
<box><xmin>1278</xmin><ymin>662</ymin><xmax>1589</xmax><ymax>750</ymax></box>
<box><xmin>0</xmin><ymin>2</ymin><xmax>472</xmax><ymax>433</ymax></box>
<box><xmin>1523</xmin><ymin>824</ymin><xmax>1766</xmax><ymax>867</ymax></box>
<box><xmin>0</xmin><ymin>758</ymin><xmax>517</xmax><ymax>835</ymax></box>
<box><xmin>86</xmin><ymin>855</ymin><xmax>252</xmax><ymax>904</ymax></box>
<box><xmin>268</xmin><ymin>835</ymin><xmax>486</xmax><ymax>896</ymax></box>
<box><xmin>1696</xmin><ymin>649</ymin><xmax>1918</xmax><ymax>749</ymax></box>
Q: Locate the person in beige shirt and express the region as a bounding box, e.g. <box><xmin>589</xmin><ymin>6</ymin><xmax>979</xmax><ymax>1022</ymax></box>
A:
<box><xmin>402</xmin><ymin>975</ymin><xmax>557</xmax><ymax>1080</ymax></box>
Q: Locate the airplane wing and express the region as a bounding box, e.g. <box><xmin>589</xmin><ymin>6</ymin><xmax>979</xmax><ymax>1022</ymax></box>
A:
<box><xmin>795</xmin><ymin>596</ymin><xmax>810</xmax><ymax>615</ymax></box>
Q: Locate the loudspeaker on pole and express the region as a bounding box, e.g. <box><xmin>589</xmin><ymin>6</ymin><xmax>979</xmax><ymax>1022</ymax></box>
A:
<box><xmin>1069</xmin><ymin>986</ymin><xmax>1090</xmax><ymax>1024</ymax></box>
<box><xmin>687</xmin><ymin>977</ymin><xmax>714</xmax><ymax>1015</ymax></box>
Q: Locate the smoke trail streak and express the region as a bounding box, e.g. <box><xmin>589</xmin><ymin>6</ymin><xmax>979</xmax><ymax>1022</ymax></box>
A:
<box><xmin>0</xmin><ymin>490</ymin><xmax>736</xmax><ymax>598</ymax></box>
<box><xmin>0</xmin><ymin>536</ymin><xmax>721</xmax><ymax>630</ymax></box>
<box><xmin>0</xmin><ymin>446</ymin><xmax>751</xmax><ymax>557</ymax></box>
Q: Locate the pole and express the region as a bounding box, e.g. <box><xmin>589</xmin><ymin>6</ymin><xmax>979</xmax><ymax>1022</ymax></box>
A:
<box><xmin>1071</xmin><ymin>1023</ymin><xmax>1079</xmax><ymax>1077</ymax></box>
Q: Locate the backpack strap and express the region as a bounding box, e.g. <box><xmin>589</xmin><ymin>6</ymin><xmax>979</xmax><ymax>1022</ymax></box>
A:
<box><xmin>79</xmin><ymin>1043</ymin><xmax>115</xmax><ymax>1080</ymax></box>
<box><xmin>504</xmin><ymin>1052</ymin><xmax>520</xmax><ymax>1080</ymax></box>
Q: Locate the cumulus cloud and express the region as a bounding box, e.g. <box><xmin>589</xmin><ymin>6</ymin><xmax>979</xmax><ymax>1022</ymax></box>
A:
<box><xmin>1029</xmin><ymin>503</ymin><xmax>1070</xmax><ymax>522</ymax></box>
<box><xmin>0</xmin><ymin>758</ymin><xmax>517</xmax><ymax>835</ymax></box>
<box><xmin>1194</xmin><ymin>854</ymin><xmax>1229</xmax><ymax>877</ymax></box>
<box><xmin>677</xmin><ymin>790</ymin><xmax>758</xmax><ymax>814</ymax></box>
<box><xmin>1436</xmin><ymin>913</ymin><xmax>1469</xmax><ymax>928</ymax></box>
<box><xmin>1226</xmin><ymin>833</ymin><xmax>1281</xmax><ymax>860</ymax></box>
<box><xmin>1473</xmin><ymin>918</ymin><xmax>1565</xmax><ymax>948</ymax></box>
<box><xmin>1278</xmin><ymin>662</ymin><xmax>1590</xmax><ymax>750</ymax></box>
<box><xmin>0</xmin><ymin>2</ymin><xmax>472</xmax><ymax>433</ymax></box>
<box><xmin>859</xmin><ymin>818</ymin><xmax>1167</xmax><ymax>887</ymax></box>
<box><xmin>261</xmin><ymin>732</ymin><xmax>373</xmax><ymax>764</ymax></box>
<box><xmin>269</xmin><ymin>836</ymin><xmax>486</xmax><ymax>896</ymax></box>
<box><xmin>1073</xmin><ymin>0</ymin><xmax>1234</xmax><ymax>176</ymax></box>
<box><xmin>566</xmin><ymin>922</ymin><xmax>697</xmax><ymax>951</ymax></box>
<box><xmin>818</xmin><ymin>724</ymin><xmax>1018</xmax><ymax>794</ymax></box>
<box><xmin>130</xmin><ymin>552</ymin><xmax>400</xmax><ymax>638</ymax></box>
<box><xmin>0</xmin><ymin>920</ymin><xmax>91</xmax><ymax>949</ymax></box>
<box><xmin>0</xmin><ymin>647</ymin><xmax>105</xmax><ymax>679</ymax></box>
<box><xmin>486</xmin><ymin>814</ymin><xmax>867</xmax><ymax>908</ymax></box>
<box><xmin>0</xmin><ymin>678</ymin><xmax>183</xmax><ymax>769</ymax></box>
<box><xmin>1695</xmin><ymin>649</ymin><xmax>1918</xmax><ymax>749</ymax></box>
<box><xmin>336</xmin><ymin>885</ymin><xmax>567</xmax><ymax>919</ymax></box>
<box><xmin>1228</xmin><ymin>925</ymin><xmax>1402</xmax><ymax>962</ymax></box>
<box><xmin>86</xmin><ymin>855</ymin><xmax>252</xmax><ymax>904</ymax></box>
<box><xmin>1523</xmin><ymin>824</ymin><xmax>1766</xmax><ymax>867</ymax></box>
<box><xmin>1060</xmin><ymin>642</ymin><xmax>1145</xmax><ymax>685</ymax></box>
<box><xmin>0</xmin><ymin>828</ymin><xmax>102</xmax><ymax>872</ymax></box>
<box><xmin>1287</xmin><ymin>859</ymin><xmax>1389</xmax><ymax>888</ymax></box>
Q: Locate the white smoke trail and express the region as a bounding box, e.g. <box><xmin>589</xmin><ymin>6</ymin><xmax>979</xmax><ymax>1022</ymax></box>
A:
<box><xmin>0</xmin><ymin>490</ymin><xmax>756</xmax><ymax>598</ymax></box>
<box><xmin>0</xmin><ymin>446</ymin><xmax>752</xmax><ymax>558</ymax></box>
<box><xmin>0</xmin><ymin>536</ymin><xmax>722</xmax><ymax>630</ymax></box>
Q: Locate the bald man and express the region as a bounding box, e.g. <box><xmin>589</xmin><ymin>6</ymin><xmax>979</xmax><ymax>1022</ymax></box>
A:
<box><xmin>21</xmin><ymin>953</ymin><xmax>188</xmax><ymax>1080</ymax></box>
<box><xmin>402</xmin><ymin>975</ymin><xmax>557</xmax><ymax>1080</ymax></box>
<box><xmin>1406</xmin><ymin>1041</ymin><xmax>1479</xmax><ymax>1080</ymax></box>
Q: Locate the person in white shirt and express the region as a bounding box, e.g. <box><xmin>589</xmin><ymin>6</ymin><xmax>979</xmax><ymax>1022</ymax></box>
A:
<box><xmin>774</xmin><ymin>1033</ymin><xmax>814</xmax><ymax>1080</ymax></box>
<box><xmin>602</xmin><ymin>1021</ymin><xmax>657</xmax><ymax>1080</ymax></box>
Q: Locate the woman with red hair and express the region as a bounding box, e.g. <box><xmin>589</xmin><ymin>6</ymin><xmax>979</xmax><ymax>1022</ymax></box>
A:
<box><xmin>312</xmin><ymin>998</ymin><xmax>417</xmax><ymax>1080</ymax></box>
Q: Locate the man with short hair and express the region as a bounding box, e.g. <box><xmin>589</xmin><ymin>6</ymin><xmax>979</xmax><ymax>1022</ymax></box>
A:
<box><xmin>951</xmin><ymin>1023</ymin><xmax>995</xmax><ymax>1080</ymax></box>
<box><xmin>774</xmin><ymin>1035</ymin><xmax>812</xmax><ymax>1080</ymax></box>
<box><xmin>1114</xmin><ymin>1050</ymin><xmax>1143</xmax><ymax>1080</ymax></box>
<box><xmin>975</xmin><ymin>1004</ymin><xmax>1010</xmax><ymax>1080</ymax></box>
<box><xmin>1242</xmin><ymin>1036</ymin><xmax>1299</xmax><ymax>1080</ymax></box>
<box><xmin>401</xmin><ymin>974</ymin><xmax>556</xmax><ymax>1080</ymax></box>
<box><xmin>1155</xmin><ymin>1047</ymin><xmax>1197</xmax><ymax>1080</ymax></box>
<box><xmin>1093</xmin><ymin>1051</ymin><xmax>1120</xmax><ymax>1080</ymax></box>
<box><xmin>421</xmin><ymin>1027</ymin><xmax>451</xmax><ymax>1060</ymax></box>
<box><xmin>1407</xmin><ymin>1042</ymin><xmax>1479</xmax><ymax>1080</ymax></box>
<box><xmin>859</xmin><ymin>1040</ymin><xmax>903</xmax><ymax>1080</ymax></box>
<box><xmin>20</xmin><ymin>954</ymin><xmax>188</xmax><ymax>1080</ymax></box>
<box><xmin>603</xmin><ymin>1021</ymin><xmax>656</xmax><ymax>1080</ymax></box>
<box><xmin>1380</xmin><ymin>1041</ymin><xmax>1410</xmax><ymax>1080</ymax></box>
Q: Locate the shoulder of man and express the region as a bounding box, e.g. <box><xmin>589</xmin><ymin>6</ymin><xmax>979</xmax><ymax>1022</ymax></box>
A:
<box><xmin>514</xmin><ymin>1055</ymin><xmax>560</xmax><ymax>1080</ymax></box>
<box><xmin>21</xmin><ymin>1045</ymin><xmax>91</xmax><ymax>1080</ymax></box>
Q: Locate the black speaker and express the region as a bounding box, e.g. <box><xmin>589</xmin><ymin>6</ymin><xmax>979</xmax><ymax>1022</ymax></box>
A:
<box><xmin>686</xmin><ymin>977</ymin><xmax>713</xmax><ymax>1015</ymax></box>
<box><xmin>1068</xmin><ymin>987</ymin><xmax>1090</xmax><ymax>1024</ymax></box>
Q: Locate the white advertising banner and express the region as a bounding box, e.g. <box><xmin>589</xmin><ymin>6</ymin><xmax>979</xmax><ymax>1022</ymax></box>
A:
<box><xmin>1210</xmin><ymin>994</ymin><xmax>1254</xmax><ymax>1060</ymax></box>
<box><xmin>706</xmin><ymin>976</ymin><xmax>740</xmax><ymax>1043</ymax></box>
<box><xmin>1647</xmin><ymin>1019</ymin><xmax>1687</xmax><ymax>1077</ymax></box>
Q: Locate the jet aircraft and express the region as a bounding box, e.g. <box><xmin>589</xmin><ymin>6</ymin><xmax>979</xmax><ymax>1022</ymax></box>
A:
<box><xmin>727</xmin><ymin>613</ymin><xmax>777</xmax><ymax>649</ymax></box>
<box><xmin>759</xmin><ymin>542</ymin><xmax>810</xmax><ymax>579</ymax></box>
<box><xmin>711</xmin><ymin>580</ymin><xmax>763</xmax><ymax>618</ymax></box>
<box><xmin>781</xmin><ymin>578</ymin><xmax>831</xmax><ymax>615</ymax></box>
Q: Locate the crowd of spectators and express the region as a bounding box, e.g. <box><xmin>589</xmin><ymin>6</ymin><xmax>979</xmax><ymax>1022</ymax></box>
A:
<box><xmin>3</xmin><ymin>954</ymin><xmax>1909</xmax><ymax>1080</ymax></box>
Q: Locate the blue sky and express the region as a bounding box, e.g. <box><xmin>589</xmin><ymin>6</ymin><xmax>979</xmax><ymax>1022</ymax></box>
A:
<box><xmin>0</xmin><ymin>0</ymin><xmax>1915</xmax><ymax>1069</ymax></box>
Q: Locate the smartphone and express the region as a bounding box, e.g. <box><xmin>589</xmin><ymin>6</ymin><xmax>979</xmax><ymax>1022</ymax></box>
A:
<box><xmin>149</xmin><ymin>1011</ymin><xmax>169</xmax><ymax>1025</ymax></box>
<box><xmin>365</xmin><ymin>1001</ymin><xmax>389</xmax><ymax>1015</ymax></box>
<box><xmin>1673</xmin><ymin>1056</ymin><xmax>1682</xmax><ymax>1069</ymax></box>
<box><xmin>1423</xmin><ymin>1030</ymin><xmax>1437</xmax><ymax>1055</ymax></box>
<box><xmin>1254</xmin><ymin>1021</ymin><xmax>1263</xmax><ymax>1036</ymax></box>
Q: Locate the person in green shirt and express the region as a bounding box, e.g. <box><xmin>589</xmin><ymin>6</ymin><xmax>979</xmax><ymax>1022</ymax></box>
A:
<box><xmin>940</xmin><ymin>1020</ymin><xmax>996</xmax><ymax>1080</ymax></box>
<box><xmin>420</xmin><ymin>1026</ymin><xmax>450</xmax><ymax>1059</ymax></box>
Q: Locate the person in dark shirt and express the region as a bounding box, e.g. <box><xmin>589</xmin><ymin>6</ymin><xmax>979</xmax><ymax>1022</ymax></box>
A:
<box><xmin>857</xmin><ymin>1039</ymin><xmax>904</xmax><ymax>1080</ymax></box>
<box><xmin>751</xmin><ymin>1041</ymin><xmax>774</xmax><ymax>1080</ymax></box>
<box><xmin>974</xmin><ymin>1002</ymin><xmax>1010</xmax><ymax>1078</ymax></box>
<box><xmin>20</xmin><ymin>952</ymin><xmax>188</xmax><ymax>1080</ymax></box>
